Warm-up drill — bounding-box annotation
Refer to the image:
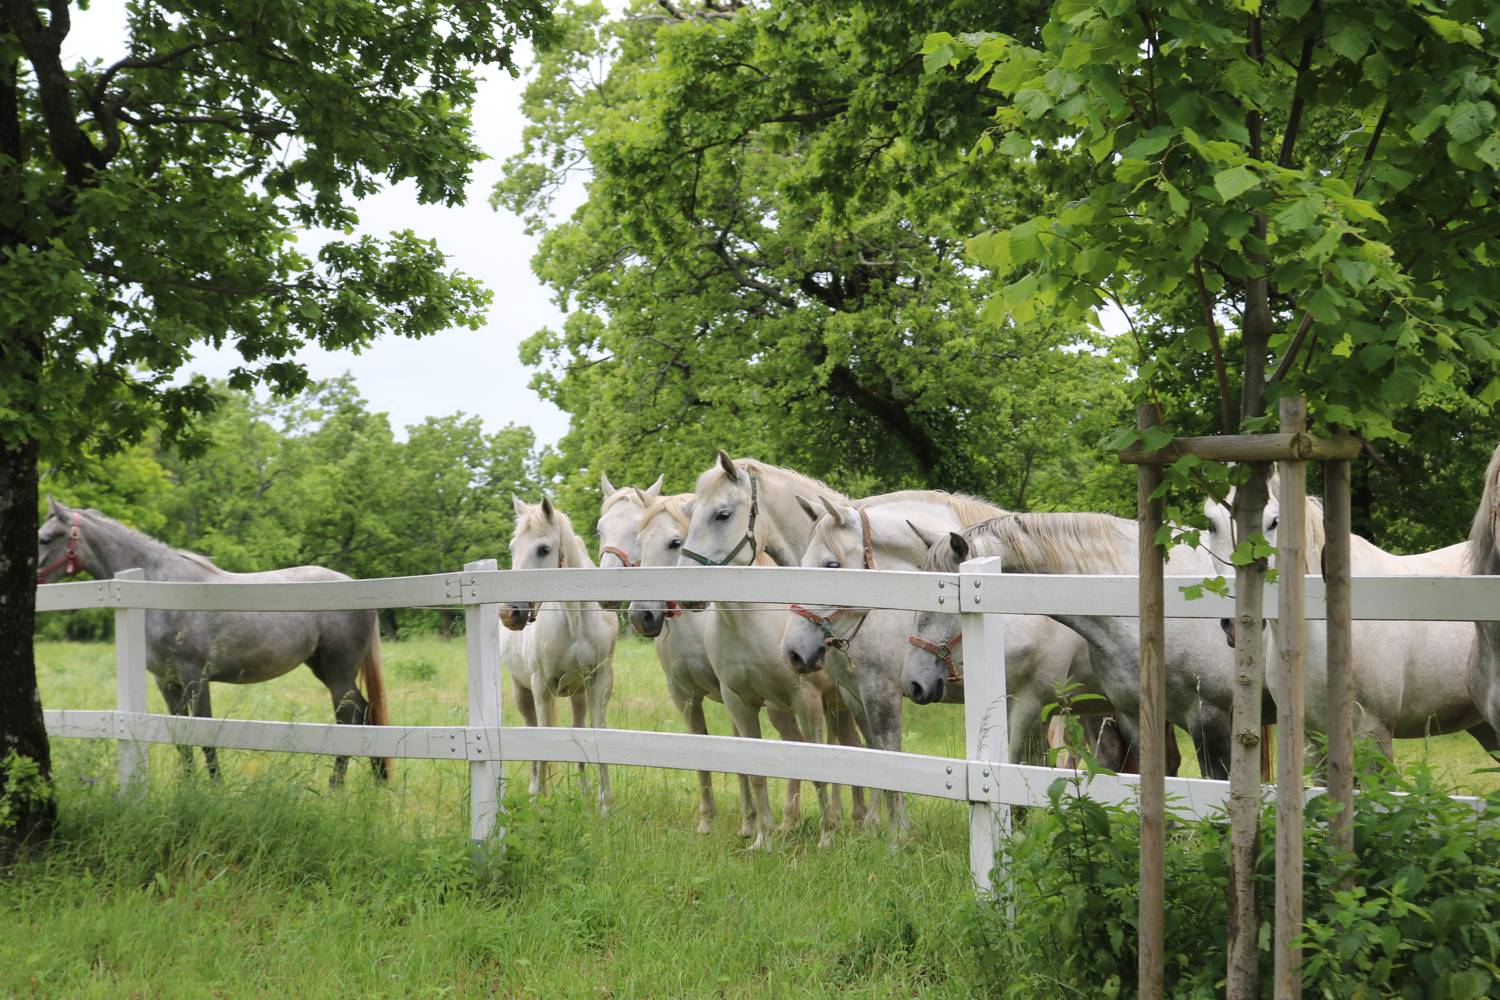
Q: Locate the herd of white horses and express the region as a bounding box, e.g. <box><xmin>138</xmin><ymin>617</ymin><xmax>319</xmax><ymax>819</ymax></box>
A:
<box><xmin>35</xmin><ymin>443</ymin><xmax>1500</xmax><ymax>847</ymax></box>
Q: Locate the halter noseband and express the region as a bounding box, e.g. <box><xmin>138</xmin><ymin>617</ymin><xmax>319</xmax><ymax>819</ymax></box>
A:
<box><xmin>907</xmin><ymin>631</ymin><xmax>964</xmax><ymax>684</ymax></box>
<box><xmin>600</xmin><ymin>545</ymin><xmax>638</xmax><ymax>569</ymax></box>
<box><xmin>681</xmin><ymin>474</ymin><xmax>760</xmax><ymax>567</ymax></box>
<box><xmin>789</xmin><ymin>507</ymin><xmax>877</xmax><ymax>654</ymax></box>
<box><xmin>36</xmin><ymin>511</ymin><xmax>82</xmax><ymax>583</ymax></box>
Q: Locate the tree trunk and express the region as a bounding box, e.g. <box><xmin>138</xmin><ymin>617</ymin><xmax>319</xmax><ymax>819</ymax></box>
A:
<box><xmin>1226</xmin><ymin>463</ymin><xmax>1270</xmax><ymax>998</ymax></box>
<box><xmin>0</xmin><ymin>429</ymin><xmax>56</xmax><ymax>852</ymax></box>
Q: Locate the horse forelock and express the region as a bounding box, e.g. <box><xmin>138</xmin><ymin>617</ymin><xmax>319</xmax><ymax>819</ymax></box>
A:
<box><xmin>1470</xmin><ymin>443</ymin><xmax>1500</xmax><ymax>573</ymax></box>
<box><xmin>515</xmin><ymin>503</ymin><xmax>592</xmax><ymax>567</ymax></box>
<box><xmin>638</xmin><ymin>493</ymin><xmax>692</xmax><ymax>533</ymax></box>
<box><xmin>599</xmin><ymin>489</ymin><xmax>644</xmax><ymax>516</ymax></box>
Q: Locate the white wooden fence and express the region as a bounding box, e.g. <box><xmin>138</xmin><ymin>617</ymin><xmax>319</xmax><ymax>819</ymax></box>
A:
<box><xmin>37</xmin><ymin>560</ymin><xmax>1500</xmax><ymax>890</ymax></box>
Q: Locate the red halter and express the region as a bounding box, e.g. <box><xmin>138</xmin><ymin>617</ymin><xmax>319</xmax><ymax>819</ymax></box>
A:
<box><xmin>906</xmin><ymin>632</ymin><xmax>964</xmax><ymax>684</ymax></box>
<box><xmin>36</xmin><ymin>511</ymin><xmax>82</xmax><ymax>583</ymax></box>
<box><xmin>788</xmin><ymin>507</ymin><xmax>877</xmax><ymax>653</ymax></box>
<box><xmin>600</xmin><ymin>545</ymin><xmax>638</xmax><ymax>568</ymax></box>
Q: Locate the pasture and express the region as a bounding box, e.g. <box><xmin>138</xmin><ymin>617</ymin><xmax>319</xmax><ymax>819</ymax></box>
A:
<box><xmin>8</xmin><ymin>631</ymin><xmax>1497</xmax><ymax>997</ymax></box>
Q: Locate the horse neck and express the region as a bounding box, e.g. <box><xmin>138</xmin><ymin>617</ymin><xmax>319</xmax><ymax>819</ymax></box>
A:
<box><xmin>80</xmin><ymin>515</ymin><xmax>213</xmax><ymax>582</ymax></box>
<box><xmin>556</xmin><ymin>527</ymin><xmax>596</xmax><ymax>613</ymax></box>
<box><xmin>756</xmin><ymin>467</ymin><xmax>847</xmax><ymax>566</ymax></box>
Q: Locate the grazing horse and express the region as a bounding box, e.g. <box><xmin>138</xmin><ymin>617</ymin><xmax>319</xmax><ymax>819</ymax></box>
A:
<box><xmin>906</xmin><ymin>515</ymin><xmax>1236</xmax><ymax>778</ymax></box>
<box><xmin>35</xmin><ymin>498</ymin><xmax>391</xmax><ymax>784</ymax></box>
<box><xmin>1207</xmin><ymin>487</ymin><xmax>1493</xmax><ymax>755</ymax></box>
<box><xmin>500</xmin><ymin>496</ymin><xmax>618</xmax><ymax>810</ymax></box>
<box><xmin>622</xmin><ymin>494</ymin><xmax>757</xmax><ymax>835</ymax></box>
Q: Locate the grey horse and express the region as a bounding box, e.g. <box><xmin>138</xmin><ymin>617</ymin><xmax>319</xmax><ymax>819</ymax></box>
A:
<box><xmin>36</xmin><ymin>498</ymin><xmax>391</xmax><ymax>784</ymax></box>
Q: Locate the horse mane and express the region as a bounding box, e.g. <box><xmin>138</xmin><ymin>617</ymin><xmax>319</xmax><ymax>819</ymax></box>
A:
<box><xmin>637</xmin><ymin>493</ymin><xmax>693</xmax><ymax>533</ymax></box>
<box><xmin>712</xmin><ymin>457</ymin><xmax>847</xmax><ymax>503</ymax></box>
<box><xmin>1265</xmin><ymin>475</ymin><xmax>1326</xmax><ymax>573</ymax></box>
<box><xmin>1470</xmin><ymin>443</ymin><xmax>1500</xmax><ymax>574</ymax></box>
<box><xmin>517</xmin><ymin>503</ymin><xmax>594</xmax><ymax>568</ymax></box>
<box><xmin>599</xmin><ymin>488</ymin><xmax>643</xmax><ymax>516</ymax></box>
<box><xmin>919</xmin><ymin>512</ymin><xmax>1137</xmax><ymax>574</ymax></box>
<box><xmin>74</xmin><ymin>507</ymin><xmax>224</xmax><ymax>572</ymax></box>
<box><xmin>861</xmin><ymin>489</ymin><xmax>1007</xmax><ymax>527</ymax></box>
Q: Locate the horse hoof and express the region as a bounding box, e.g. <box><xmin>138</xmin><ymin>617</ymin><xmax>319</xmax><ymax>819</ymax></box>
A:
<box><xmin>697</xmin><ymin>816</ymin><xmax>714</xmax><ymax>835</ymax></box>
<box><xmin>818</xmin><ymin>830</ymin><xmax>835</xmax><ymax>849</ymax></box>
<box><xmin>738</xmin><ymin>821</ymin><xmax>756</xmax><ymax>839</ymax></box>
<box><xmin>750</xmin><ymin>833</ymin><xmax>772</xmax><ymax>852</ymax></box>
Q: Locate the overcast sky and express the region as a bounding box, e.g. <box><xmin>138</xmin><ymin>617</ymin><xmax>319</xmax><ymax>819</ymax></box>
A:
<box><xmin>68</xmin><ymin>5</ymin><xmax>580</xmax><ymax>445</ymax></box>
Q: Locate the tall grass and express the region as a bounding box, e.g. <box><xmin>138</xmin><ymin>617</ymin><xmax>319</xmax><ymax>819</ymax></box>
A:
<box><xmin>12</xmin><ymin>632</ymin><xmax>1498</xmax><ymax>997</ymax></box>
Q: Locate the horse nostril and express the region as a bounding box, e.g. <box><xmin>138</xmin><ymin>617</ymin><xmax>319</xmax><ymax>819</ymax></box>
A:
<box><xmin>788</xmin><ymin>648</ymin><xmax>804</xmax><ymax>668</ymax></box>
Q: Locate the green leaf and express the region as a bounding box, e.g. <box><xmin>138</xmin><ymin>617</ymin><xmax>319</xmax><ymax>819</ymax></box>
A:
<box><xmin>1275</xmin><ymin>196</ymin><xmax>1321</xmax><ymax>232</ymax></box>
<box><xmin>1159</xmin><ymin>180</ymin><xmax>1189</xmax><ymax>216</ymax></box>
<box><xmin>1479</xmin><ymin>378</ymin><xmax>1500</xmax><ymax>407</ymax></box>
<box><xmin>1424</xmin><ymin>15</ymin><xmax>1483</xmax><ymax>46</ymax></box>
<box><xmin>1213</xmin><ymin>165</ymin><xmax>1259</xmax><ymax>202</ymax></box>
<box><xmin>1445</xmin><ymin>102</ymin><xmax>1496</xmax><ymax>144</ymax></box>
<box><xmin>998</xmin><ymin>131</ymin><xmax>1032</xmax><ymax>157</ymax></box>
<box><xmin>1328</xmin><ymin>22</ymin><xmax>1373</xmax><ymax>61</ymax></box>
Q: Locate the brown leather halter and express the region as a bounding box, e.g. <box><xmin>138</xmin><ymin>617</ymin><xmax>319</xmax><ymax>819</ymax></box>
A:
<box><xmin>600</xmin><ymin>545</ymin><xmax>637</xmax><ymax>568</ymax></box>
<box><xmin>788</xmin><ymin>506</ymin><xmax>876</xmax><ymax>654</ymax></box>
<box><xmin>907</xmin><ymin>632</ymin><xmax>963</xmax><ymax>684</ymax></box>
<box><xmin>36</xmin><ymin>511</ymin><xmax>82</xmax><ymax>583</ymax></box>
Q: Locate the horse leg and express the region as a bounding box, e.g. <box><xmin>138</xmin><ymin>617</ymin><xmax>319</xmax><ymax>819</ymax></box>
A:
<box><xmin>790</xmin><ymin>687</ymin><xmax>835</xmax><ymax>847</ymax></box>
<box><xmin>724</xmin><ymin>691</ymin><xmax>773</xmax><ymax>849</ymax></box>
<box><xmin>326</xmin><ymin>681</ymin><xmax>371</xmax><ymax>789</ymax></box>
<box><xmin>766</xmin><ymin>706</ymin><xmax>804</xmax><ymax>831</ymax></box>
<box><xmin>1468</xmin><ymin>721</ymin><xmax>1500</xmax><ymax>755</ymax></box>
<box><xmin>156</xmin><ymin>676</ymin><xmax>198</xmax><ymax>775</ymax></box>
<box><xmin>535</xmin><ymin>679</ymin><xmax>558</xmax><ymax>795</ymax></box>
<box><xmin>829</xmin><ymin>699</ymin><xmax>867</xmax><ymax>827</ymax></box>
<box><xmin>585</xmin><ymin>668</ymin><xmax>614</xmax><ymax>813</ymax></box>
<box><xmin>727</xmin><ymin>715</ymin><xmax>756</xmax><ymax>839</ymax></box>
<box><xmin>867</xmin><ymin>695</ymin><xmax>911</xmax><ymax>836</ymax></box>
<box><xmin>512</xmin><ymin>678</ymin><xmax>543</xmax><ymax>795</ymax></box>
<box><xmin>570</xmin><ymin>692</ymin><xmax>590</xmax><ymax>798</ymax></box>
<box><xmin>682</xmin><ymin>697</ymin><xmax>717</xmax><ymax>834</ymax></box>
<box><xmin>183</xmin><ymin>675</ymin><xmax>219</xmax><ymax>779</ymax></box>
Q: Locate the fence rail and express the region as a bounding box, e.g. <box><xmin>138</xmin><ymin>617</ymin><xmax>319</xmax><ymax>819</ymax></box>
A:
<box><xmin>36</xmin><ymin>561</ymin><xmax>1499</xmax><ymax>892</ymax></box>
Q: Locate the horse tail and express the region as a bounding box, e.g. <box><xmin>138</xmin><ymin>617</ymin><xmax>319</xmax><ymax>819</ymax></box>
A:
<box><xmin>359</xmin><ymin>623</ymin><xmax>394</xmax><ymax>778</ymax></box>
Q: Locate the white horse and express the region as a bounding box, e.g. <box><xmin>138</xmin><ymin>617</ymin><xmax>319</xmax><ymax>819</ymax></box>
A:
<box><xmin>595</xmin><ymin>472</ymin><xmax>664</xmax><ymax>604</ymax></box>
<box><xmin>1469</xmin><ymin>443</ymin><xmax>1500</xmax><ymax>739</ymax></box>
<box><xmin>608</xmin><ymin>491</ymin><xmax>756</xmax><ymax>836</ymax></box>
<box><xmin>905</xmin><ymin>515</ymin><xmax>1238</xmax><ymax>778</ymax></box>
<box><xmin>1206</xmin><ymin>487</ymin><xmax>1494</xmax><ymax>755</ymax></box>
<box><xmin>780</xmin><ymin>495</ymin><xmax>1109</xmax><ymax>824</ymax></box>
<box><xmin>500</xmin><ymin>496</ymin><xmax>618</xmax><ymax>810</ymax></box>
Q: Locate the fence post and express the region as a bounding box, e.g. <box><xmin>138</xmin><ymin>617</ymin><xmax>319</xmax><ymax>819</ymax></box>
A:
<box><xmin>464</xmin><ymin>559</ymin><xmax>503</xmax><ymax>843</ymax></box>
<box><xmin>960</xmin><ymin>554</ymin><xmax>1009</xmax><ymax>896</ymax></box>
<box><xmin>1275</xmin><ymin>397</ymin><xmax>1309</xmax><ymax>998</ymax></box>
<box><xmin>1136</xmin><ymin>403</ymin><xmax>1166</xmax><ymax>1000</ymax></box>
<box><xmin>113</xmin><ymin>567</ymin><xmax>148</xmax><ymax>791</ymax></box>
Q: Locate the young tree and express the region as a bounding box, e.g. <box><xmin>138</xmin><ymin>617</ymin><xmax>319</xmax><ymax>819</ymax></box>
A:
<box><xmin>929</xmin><ymin>1</ymin><xmax>1500</xmax><ymax>993</ymax></box>
<box><xmin>0</xmin><ymin>0</ymin><xmax>550</xmax><ymax>848</ymax></box>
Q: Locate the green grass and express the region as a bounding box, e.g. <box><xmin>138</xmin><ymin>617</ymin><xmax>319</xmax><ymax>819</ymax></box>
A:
<box><xmin>9</xmin><ymin>634</ymin><xmax>981</xmax><ymax>998</ymax></box>
<box><xmin>9</xmin><ymin>634</ymin><xmax>1497</xmax><ymax>997</ymax></box>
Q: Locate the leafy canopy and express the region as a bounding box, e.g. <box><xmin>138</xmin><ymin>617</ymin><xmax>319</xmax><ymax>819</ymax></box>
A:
<box><xmin>929</xmin><ymin>0</ymin><xmax>1500</xmax><ymax>446</ymax></box>
<box><xmin>1</xmin><ymin>0</ymin><xmax>551</xmax><ymax>460</ymax></box>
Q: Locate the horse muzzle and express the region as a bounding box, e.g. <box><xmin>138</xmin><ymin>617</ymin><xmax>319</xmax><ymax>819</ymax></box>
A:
<box><xmin>500</xmin><ymin>604</ymin><xmax>536</xmax><ymax>632</ymax></box>
<box><xmin>906</xmin><ymin>675</ymin><xmax>944</xmax><ymax>706</ymax></box>
<box><xmin>629</xmin><ymin>605</ymin><xmax>665</xmax><ymax>638</ymax></box>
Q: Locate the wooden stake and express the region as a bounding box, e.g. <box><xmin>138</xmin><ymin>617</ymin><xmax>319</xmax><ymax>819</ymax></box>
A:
<box><xmin>1323</xmin><ymin>458</ymin><xmax>1355</xmax><ymax>870</ymax></box>
<box><xmin>465</xmin><ymin>558</ymin><xmax>504</xmax><ymax>843</ymax></box>
<box><xmin>1137</xmin><ymin>403</ymin><xmax>1166</xmax><ymax>1000</ymax></box>
<box><xmin>1275</xmin><ymin>397</ymin><xmax>1308</xmax><ymax>999</ymax></box>
<box><xmin>114</xmin><ymin>568</ymin><xmax>149</xmax><ymax>791</ymax></box>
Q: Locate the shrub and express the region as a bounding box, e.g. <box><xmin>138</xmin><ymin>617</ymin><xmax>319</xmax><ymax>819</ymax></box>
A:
<box><xmin>968</xmin><ymin>746</ymin><xmax>1500</xmax><ymax>998</ymax></box>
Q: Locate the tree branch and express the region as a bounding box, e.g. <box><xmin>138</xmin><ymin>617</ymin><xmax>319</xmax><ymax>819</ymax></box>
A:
<box><xmin>1276</xmin><ymin>5</ymin><xmax>1318</xmax><ymax>169</ymax></box>
<box><xmin>1193</xmin><ymin>257</ymin><xmax>1236</xmax><ymax>432</ymax></box>
<box><xmin>2</xmin><ymin>0</ymin><xmax>103</xmax><ymax>185</ymax></box>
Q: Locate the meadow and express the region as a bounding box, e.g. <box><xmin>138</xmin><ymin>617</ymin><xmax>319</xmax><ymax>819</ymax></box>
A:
<box><xmin>6</xmin><ymin>629</ymin><xmax>1498</xmax><ymax>998</ymax></box>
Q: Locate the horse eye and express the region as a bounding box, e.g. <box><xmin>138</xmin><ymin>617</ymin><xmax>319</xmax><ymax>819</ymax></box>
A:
<box><xmin>537</xmin><ymin>544</ymin><xmax>551</xmax><ymax>556</ymax></box>
<box><xmin>1268</xmin><ymin>516</ymin><xmax>1279</xmax><ymax>532</ymax></box>
<box><xmin>715</xmin><ymin>509</ymin><xmax>731</xmax><ymax>521</ymax></box>
<box><xmin>668</xmin><ymin>538</ymin><xmax>682</xmax><ymax>550</ymax></box>
<box><xmin>824</xmin><ymin>560</ymin><xmax>841</xmax><ymax>569</ymax></box>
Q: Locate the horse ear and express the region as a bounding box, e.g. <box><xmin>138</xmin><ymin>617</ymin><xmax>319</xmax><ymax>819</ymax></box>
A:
<box><xmin>47</xmin><ymin>495</ymin><xmax>66</xmax><ymax>517</ymax></box>
<box><xmin>540</xmin><ymin>496</ymin><xmax>555</xmax><ymax>520</ymax></box>
<box><xmin>682</xmin><ymin>499</ymin><xmax>695</xmax><ymax>518</ymax></box>
<box><xmin>717</xmin><ymin>449</ymin><xmax>737</xmax><ymax>480</ymax></box>
<box><xmin>644</xmin><ymin>474</ymin><xmax>664</xmax><ymax>498</ymax></box>
<box><xmin>600</xmin><ymin>471</ymin><xmax>617</xmax><ymax>496</ymax></box>
<box><xmin>793</xmin><ymin>494</ymin><xmax>820</xmax><ymax>523</ymax></box>
<box><xmin>818</xmin><ymin>495</ymin><xmax>843</xmax><ymax>523</ymax></box>
<box><xmin>948</xmin><ymin>532</ymin><xmax>970</xmax><ymax>562</ymax></box>
<box><xmin>906</xmin><ymin>519</ymin><xmax>940</xmax><ymax>550</ymax></box>
<box><xmin>511</xmin><ymin>494</ymin><xmax>528</xmax><ymax>516</ymax></box>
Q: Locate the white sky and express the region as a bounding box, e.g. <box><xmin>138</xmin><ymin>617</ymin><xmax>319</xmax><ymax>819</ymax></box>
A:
<box><xmin>67</xmin><ymin>4</ymin><xmax>579</xmax><ymax>445</ymax></box>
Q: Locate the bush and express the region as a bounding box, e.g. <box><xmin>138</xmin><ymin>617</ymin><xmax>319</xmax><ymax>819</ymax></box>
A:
<box><xmin>969</xmin><ymin>747</ymin><xmax>1500</xmax><ymax>998</ymax></box>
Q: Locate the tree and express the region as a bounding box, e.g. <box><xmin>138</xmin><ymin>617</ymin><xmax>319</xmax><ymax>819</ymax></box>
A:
<box><xmin>929</xmin><ymin>2</ymin><xmax>1500</xmax><ymax>993</ymax></box>
<box><xmin>1</xmin><ymin>0</ymin><xmax>551</xmax><ymax>848</ymax></box>
<box><xmin>495</xmin><ymin>0</ymin><xmax>1137</xmax><ymax>518</ymax></box>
